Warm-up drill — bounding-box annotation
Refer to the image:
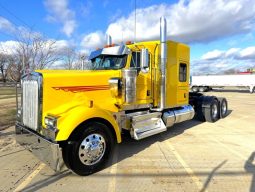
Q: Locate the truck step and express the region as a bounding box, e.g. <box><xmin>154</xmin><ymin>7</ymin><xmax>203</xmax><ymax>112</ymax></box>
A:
<box><xmin>129</xmin><ymin>112</ymin><xmax>167</xmax><ymax>140</ymax></box>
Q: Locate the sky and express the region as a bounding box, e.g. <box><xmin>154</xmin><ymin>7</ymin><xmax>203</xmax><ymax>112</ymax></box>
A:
<box><xmin>0</xmin><ymin>0</ymin><xmax>255</xmax><ymax>74</ymax></box>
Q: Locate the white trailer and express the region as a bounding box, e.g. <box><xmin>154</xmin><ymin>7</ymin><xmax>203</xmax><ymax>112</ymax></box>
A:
<box><xmin>190</xmin><ymin>75</ymin><xmax>255</xmax><ymax>93</ymax></box>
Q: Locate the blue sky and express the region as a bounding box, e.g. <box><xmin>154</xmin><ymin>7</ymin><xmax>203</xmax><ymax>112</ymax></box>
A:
<box><xmin>0</xmin><ymin>0</ymin><xmax>255</xmax><ymax>74</ymax></box>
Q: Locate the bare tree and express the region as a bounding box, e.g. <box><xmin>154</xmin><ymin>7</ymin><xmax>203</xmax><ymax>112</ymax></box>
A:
<box><xmin>15</xmin><ymin>31</ymin><xmax>61</xmax><ymax>71</ymax></box>
<box><xmin>0</xmin><ymin>30</ymin><xmax>63</xmax><ymax>81</ymax></box>
<box><xmin>62</xmin><ymin>47</ymin><xmax>78</xmax><ymax>69</ymax></box>
<box><xmin>6</xmin><ymin>54</ymin><xmax>23</xmax><ymax>82</ymax></box>
<box><xmin>0</xmin><ymin>53</ymin><xmax>9</xmax><ymax>83</ymax></box>
<box><xmin>76</xmin><ymin>53</ymin><xmax>92</xmax><ymax>70</ymax></box>
<box><xmin>60</xmin><ymin>49</ymin><xmax>92</xmax><ymax>70</ymax></box>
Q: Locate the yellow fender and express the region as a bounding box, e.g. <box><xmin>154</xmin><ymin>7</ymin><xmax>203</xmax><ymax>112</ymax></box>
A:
<box><xmin>56</xmin><ymin>105</ymin><xmax>121</xmax><ymax>143</ymax></box>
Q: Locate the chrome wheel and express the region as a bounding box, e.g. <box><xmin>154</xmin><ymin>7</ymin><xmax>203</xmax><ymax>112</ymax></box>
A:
<box><xmin>212</xmin><ymin>104</ymin><xmax>218</xmax><ymax>119</ymax></box>
<box><xmin>79</xmin><ymin>133</ymin><xmax>106</xmax><ymax>166</ymax></box>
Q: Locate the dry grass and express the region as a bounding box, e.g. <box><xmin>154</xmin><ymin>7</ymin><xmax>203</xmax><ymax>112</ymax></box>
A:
<box><xmin>0</xmin><ymin>87</ymin><xmax>17</xmax><ymax>95</ymax></box>
<box><xmin>0</xmin><ymin>108</ymin><xmax>16</xmax><ymax>130</ymax></box>
<box><xmin>0</xmin><ymin>86</ymin><xmax>18</xmax><ymax>130</ymax></box>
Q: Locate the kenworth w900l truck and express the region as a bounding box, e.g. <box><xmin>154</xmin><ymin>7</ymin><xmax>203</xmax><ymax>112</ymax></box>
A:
<box><xmin>15</xmin><ymin>17</ymin><xmax>228</xmax><ymax>175</ymax></box>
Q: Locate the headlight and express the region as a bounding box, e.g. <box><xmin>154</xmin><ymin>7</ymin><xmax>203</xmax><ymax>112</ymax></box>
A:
<box><xmin>109</xmin><ymin>78</ymin><xmax>122</xmax><ymax>97</ymax></box>
<box><xmin>44</xmin><ymin>116</ymin><xmax>57</xmax><ymax>127</ymax></box>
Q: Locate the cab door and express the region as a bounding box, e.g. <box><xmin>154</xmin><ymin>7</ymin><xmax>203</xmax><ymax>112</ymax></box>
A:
<box><xmin>130</xmin><ymin>52</ymin><xmax>152</xmax><ymax>105</ymax></box>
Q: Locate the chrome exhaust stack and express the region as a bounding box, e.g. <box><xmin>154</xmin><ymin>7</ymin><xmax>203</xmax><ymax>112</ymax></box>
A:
<box><xmin>152</xmin><ymin>16</ymin><xmax>167</xmax><ymax>111</ymax></box>
<box><xmin>106</xmin><ymin>34</ymin><xmax>112</xmax><ymax>46</ymax></box>
<box><xmin>160</xmin><ymin>16</ymin><xmax>167</xmax><ymax>110</ymax></box>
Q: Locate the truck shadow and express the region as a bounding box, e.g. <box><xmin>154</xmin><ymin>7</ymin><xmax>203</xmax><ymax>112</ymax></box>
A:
<box><xmin>225</xmin><ymin>110</ymin><xmax>232</xmax><ymax>117</ymax></box>
<box><xmin>111</xmin><ymin>107</ymin><xmax>232</xmax><ymax>167</ymax></box>
<box><xmin>244</xmin><ymin>151</ymin><xmax>255</xmax><ymax>192</ymax></box>
<box><xmin>108</xmin><ymin>108</ymin><xmax>232</xmax><ymax>168</ymax></box>
<box><xmin>20</xmin><ymin>170</ymin><xmax>72</xmax><ymax>192</ymax></box>
<box><xmin>108</xmin><ymin>119</ymin><xmax>203</xmax><ymax>168</ymax></box>
<box><xmin>107</xmin><ymin>108</ymin><xmax>233</xmax><ymax>172</ymax></box>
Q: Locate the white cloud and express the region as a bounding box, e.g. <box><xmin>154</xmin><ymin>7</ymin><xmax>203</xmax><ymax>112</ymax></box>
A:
<box><xmin>80</xmin><ymin>0</ymin><xmax>93</xmax><ymax>17</ymax></box>
<box><xmin>81</xmin><ymin>31</ymin><xmax>105</xmax><ymax>52</ymax></box>
<box><xmin>0</xmin><ymin>39</ymin><xmax>70</xmax><ymax>56</ymax></box>
<box><xmin>201</xmin><ymin>50</ymin><xmax>224</xmax><ymax>60</ymax></box>
<box><xmin>0</xmin><ymin>17</ymin><xmax>16</xmax><ymax>33</ymax></box>
<box><xmin>225</xmin><ymin>48</ymin><xmax>240</xmax><ymax>57</ymax></box>
<box><xmin>239</xmin><ymin>47</ymin><xmax>255</xmax><ymax>59</ymax></box>
<box><xmin>0</xmin><ymin>41</ymin><xmax>19</xmax><ymax>55</ymax></box>
<box><xmin>201</xmin><ymin>47</ymin><xmax>255</xmax><ymax>61</ymax></box>
<box><xmin>81</xmin><ymin>0</ymin><xmax>255</xmax><ymax>52</ymax></box>
<box><xmin>192</xmin><ymin>46</ymin><xmax>255</xmax><ymax>75</ymax></box>
<box><xmin>54</xmin><ymin>40</ymin><xmax>69</xmax><ymax>50</ymax></box>
<box><xmin>0</xmin><ymin>17</ymin><xmax>45</xmax><ymax>40</ymax></box>
<box><xmin>214</xmin><ymin>62</ymin><xmax>228</xmax><ymax>68</ymax></box>
<box><xmin>44</xmin><ymin>0</ymin><xmax>77</xmax><ymax>37</ymax></box>
<box><xmin>109</xmin><ymin>9</ymin><xmax>122</xmax><ymax>23</ymax></box>
<box><xmin>107</xmin><ymin>0</ymin><xmax>255</xmax><ymax>43</ymax></box>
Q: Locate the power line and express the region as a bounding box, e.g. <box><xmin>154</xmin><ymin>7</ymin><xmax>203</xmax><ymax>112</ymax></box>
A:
<box><xmin>0</xmin><ymin>2</ymin><xmax>30</xmax><ymax>28</ymax></box>
<box><xmin>134</xmin><ymin>0</ymin><xmax>136</xmax><ymax>43</ymax></box>
<box><xmin>0</xmin><ymin>2</ymin><xmax>60</xmax><ymax>41</ymax></box>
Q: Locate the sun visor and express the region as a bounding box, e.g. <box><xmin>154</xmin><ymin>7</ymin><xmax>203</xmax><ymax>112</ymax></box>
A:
<box><xmin>89</xmin><ymin>45</ymin><xmax>130</xmax><ymax>60</ymax></box>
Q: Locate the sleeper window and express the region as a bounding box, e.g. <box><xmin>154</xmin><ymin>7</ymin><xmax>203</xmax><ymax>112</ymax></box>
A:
<box><xmin>179</xmin><ymin>63</ymin><xmax>187</xmax><ymax>82</ymax></box>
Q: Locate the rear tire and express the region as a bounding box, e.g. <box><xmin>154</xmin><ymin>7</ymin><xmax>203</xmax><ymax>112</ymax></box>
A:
<box><xmin>219</xmin><ymin>98</ymin><xmax>228</xmax><ymax>118</ymax></box>
<box><xmin>63</xmin><ymin>122</ymin><xmax>114</xmax><ymax>176</ymax></box>
<box><xmin>204</xmin><ymin>99</ymin><xmax>219</xmax><ymax>123</ymax></box>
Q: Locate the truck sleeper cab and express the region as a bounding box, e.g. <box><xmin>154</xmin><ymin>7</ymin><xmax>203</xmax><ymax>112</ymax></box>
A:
<box><xmin>15</xmin><ymin>17</ymin><xmax>228</xmax><ymax>175</ymax></box>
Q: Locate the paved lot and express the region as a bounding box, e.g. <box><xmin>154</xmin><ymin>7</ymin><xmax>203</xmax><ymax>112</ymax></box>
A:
<box><xmin>0</xmin><ymin>90</ymin><xmax>255</xmax><ymax>192</ymax></box>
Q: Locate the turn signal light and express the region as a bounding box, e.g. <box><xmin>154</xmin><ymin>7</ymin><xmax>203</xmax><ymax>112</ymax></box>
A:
<box><xmin>126</xmin><ymin>41</ymin><xmax>133</xmax><ymax>45</ymax></box>
<box><xmin>104</xmin><ymin>44</ymin><xmax>116</xmax><ymax>48</ymax></box>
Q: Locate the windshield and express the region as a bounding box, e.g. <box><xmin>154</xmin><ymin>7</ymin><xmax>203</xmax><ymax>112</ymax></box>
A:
<box><xmin>91</xmin><ymin>55</ymin><xmax>127</xmax><ymax>70</ymax></box>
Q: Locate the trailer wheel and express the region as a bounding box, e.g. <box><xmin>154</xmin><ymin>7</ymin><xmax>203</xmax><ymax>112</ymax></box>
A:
<box><xmin>63</xmin><ymin>122</ymin><xmax>114</xmax><ymax>176</ymax></box>
<box><xmin>204</xmin><ymin>99</ymin><xmax>219</xmax><ymax>123</ymax></box>
<box><xmin>199</xmin><ymin>86</ymin><xmax>206</xmax><ymax>92</ymax></box>
<box><xmin>250</xmin><ymin>86</ymin><xmax>255</xmax><ymax>93</ymax></box>
<box><xmin>192</xmin><ymin>86</ymin><xmax>198</xmax><ymax>92</ymax></box>
<box><xmin>219</xmin><ymin>98</ymin><xmax>228</xmax><ymax>118</ymax></box>
<box><xmin>205</xmin><ymin>86</ymin><xmax>210</xmax><ymax>92</ymax></box>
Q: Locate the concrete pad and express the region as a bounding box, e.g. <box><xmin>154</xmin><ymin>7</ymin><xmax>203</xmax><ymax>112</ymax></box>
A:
<box><xmin>0</xmin><ymin>91</ymin><xmax>255</xmax><ymax>192</ymax></box>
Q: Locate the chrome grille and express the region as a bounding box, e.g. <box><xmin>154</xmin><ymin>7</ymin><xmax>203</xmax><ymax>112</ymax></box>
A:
<box><xmin>22</xmin><ymin>79</ymin><xmax>39</xmax><ymax>130</ymax></box>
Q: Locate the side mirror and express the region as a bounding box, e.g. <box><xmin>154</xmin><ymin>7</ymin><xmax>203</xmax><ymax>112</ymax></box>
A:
<box><xmin>140</xmin><ymin>48</ymin><xmax>149</xmax><ymax>73</ymax></box>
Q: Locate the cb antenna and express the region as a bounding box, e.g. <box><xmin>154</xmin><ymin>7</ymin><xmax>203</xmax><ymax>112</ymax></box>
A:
<box><xmin>134</xmin><ymin>0</ymin><xmax>136</xmax><ymax>43</ymax></box>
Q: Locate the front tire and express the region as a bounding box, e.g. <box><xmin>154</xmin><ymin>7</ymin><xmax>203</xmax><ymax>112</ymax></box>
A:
<box><xmin>63</xmin><ymin>122</ymin><xmax>114</xmax><ymax>176</ymax></box>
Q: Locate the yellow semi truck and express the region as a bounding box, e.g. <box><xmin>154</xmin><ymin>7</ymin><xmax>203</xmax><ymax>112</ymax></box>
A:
<box><xmin>15</xmin><ymin>17</ymin><xmax>228</xmax><ymax>175</ymax></box>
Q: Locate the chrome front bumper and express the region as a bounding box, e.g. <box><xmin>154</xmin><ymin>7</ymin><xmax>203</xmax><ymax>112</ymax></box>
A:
<box><xmin>15</xmin><ymin>123</ymin><xmax>65</xmax><ymax>172</ymax></box>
